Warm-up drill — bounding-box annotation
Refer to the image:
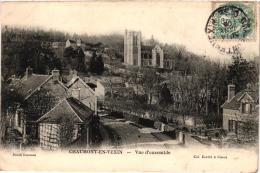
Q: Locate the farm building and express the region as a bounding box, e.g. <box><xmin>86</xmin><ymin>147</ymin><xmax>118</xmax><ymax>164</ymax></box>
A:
<box><xmin>37</xmin><ymin>97</ymin><xmax>95</xmax><ymax>150</ymax></box>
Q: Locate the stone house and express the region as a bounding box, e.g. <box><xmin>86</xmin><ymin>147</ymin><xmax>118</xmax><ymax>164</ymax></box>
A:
<box><xmin>222</xmin><ymin>84</ymin><xmax>259</xmax><ymax>136</ymax></box>
<box><xmin>94</xmin><ymin>76</ymin><xmax>126</xmax><ymax>101</ymax></box>
<box><xmin>65</xmin><ymin>70</ymin><xmax>97</xmax><ymax>114</ymax></box>
<box><xmin>9</xmin><ymin>68</ymin><xmax>98</xmax><ymax>145</ymax></box>
<box><xmin>37</xmin><ymin>97</ymin><xmax>94</xmax><ymax>150</ymax></box>
<box><xmin>11</xmin><ymin>68</ymin><xmax>68</xmax><ymax>140</ymax></box>
<box><xmin>95</xmin><ymin>80</ymin><xmax>106</xmax><ymax>101</ymax></box>
<box><xmin>65</xmin><ymin>39</ymin><xmax>77</xmax><ymax>49</ymax></box>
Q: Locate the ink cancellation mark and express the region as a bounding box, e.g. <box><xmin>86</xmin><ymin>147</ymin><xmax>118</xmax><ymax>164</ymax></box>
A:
<box><xmin>205</xmin><ymin>2</ymin><xmax>256</xmax><ymax>55</ymax></box>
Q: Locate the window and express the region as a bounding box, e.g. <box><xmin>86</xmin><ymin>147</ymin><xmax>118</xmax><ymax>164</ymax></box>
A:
<box><xmin>148</xmin><ymin>60</ymin><xmax>152</xmax><ymax>66</ymax></box>
<box><xmin>156</xmin><ymin>52</ymin><xmax>160</xmax><ymax>66</ymax></box>
<box><xmin>228</xmin><ymin>120</ymin><xmax>238</xmax><ymax>133</ymax></box>
<box><xmin>175</xmin><ymin>103</ymin><xmax>180</xmax><ymax>109</ymax></box>
<box><xmin>15</xmin><ymin>110</ymin><xmax>23</xmax><ymax>127</ymax></box>
<box><xmin>242</xmin><ymin>103</ymin><xmax>252</xmax><ymax>114</ymax></box>
<box><xmin>133</xmin><ymin>58</ymin><xmax>137</xmax><ymax>66</ymax></box>
<box><xmin>17</xmin><ymin>112</ymin><xmax>21</xmax><ymax>127</ymax></box>
<box><xmin>133</xmin><ymin>35</ymin><xmax>137</xmax><ymax>45</ymax></box>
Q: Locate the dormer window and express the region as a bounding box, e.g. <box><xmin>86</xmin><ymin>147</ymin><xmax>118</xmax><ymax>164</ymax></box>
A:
<box><xmin>241</xmin><ymin>103</ymin><xmax>252</xmax><ymax>114</ymax></box>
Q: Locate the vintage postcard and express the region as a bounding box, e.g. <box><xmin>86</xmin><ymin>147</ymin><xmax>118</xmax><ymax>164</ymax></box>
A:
<box><xmin>0</xmin><ymin>1</ymin><xmax>259</xmax><ymax>172</ymax></box>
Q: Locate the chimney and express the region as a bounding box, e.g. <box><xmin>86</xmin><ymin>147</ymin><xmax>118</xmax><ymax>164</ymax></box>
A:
<box><xmin>76</xmin><ymin>39</ymin><xmax>81</xmax><ymax>47</ymax></box>
<box><xmin>228</xmin><ymin>84</ymin><xmax>235</xmax><ymax>102</ymax></box>
<box><xmin>65</xmin><ymin>39</ymin><xmax>71</xmax><ymax>48</ymax></box>
<box><xmin>52</xmin><ymin>69</ymin><xmax>60</xmax><ymax>82</ymax></box>
<box><xmin>246</xmin><ymin>83</ymin><xmax>252</xmax><ymax>90</ymax></box>
<box><xmin>25</xmin><ymin>67</ymin><xmax>33</xmax><ymax>80</ymax></box>
<box><xmin>69</xmin><ymin>69</ymin><xmax>78</xmax><ymax>79</ymax></box>
<box><xmin>72</xmin><ymin>69</ymin><xmax>78</xmax><ymax>78</ymax></box>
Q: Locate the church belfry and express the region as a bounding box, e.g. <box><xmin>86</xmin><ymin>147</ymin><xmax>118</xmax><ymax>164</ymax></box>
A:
<box><xmin>124</xmin><ymin>29</ymin><xmax>167</xmax><ymax>69</ymax></box>
<box><xmin>124</xmin><ymin>30</ymin><xmax>141</xmax><ymax>66</ymax></box>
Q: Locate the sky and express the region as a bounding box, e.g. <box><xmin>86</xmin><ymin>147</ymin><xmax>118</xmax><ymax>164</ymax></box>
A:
<box><xmin>1</xmin><ymin>1</ymin><xmax>259</xmax><ymax>63</ymax></box>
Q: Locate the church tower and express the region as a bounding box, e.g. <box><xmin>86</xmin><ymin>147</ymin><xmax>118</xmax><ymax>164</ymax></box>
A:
<box><xmin>124</xmin><ymin>30</ymin><xmax>141</xmax><ymax>66</ymax></box>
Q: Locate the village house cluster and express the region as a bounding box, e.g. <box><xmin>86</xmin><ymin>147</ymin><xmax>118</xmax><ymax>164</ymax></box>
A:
<box><xmin>3</xmin><ymin>28</ymin><xmax>259</xmax><ymax>150</ymax></box>
<box><xmin>8</xmin><ymin>67</ymin><xmax>98</xmax><ymax>150</ymax></box>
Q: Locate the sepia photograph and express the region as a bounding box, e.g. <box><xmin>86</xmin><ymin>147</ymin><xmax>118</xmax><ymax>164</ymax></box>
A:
<box><xmin>0</xmin><ymin>1</ymin><xmax>259</xmax><ymax>172</ymax></box>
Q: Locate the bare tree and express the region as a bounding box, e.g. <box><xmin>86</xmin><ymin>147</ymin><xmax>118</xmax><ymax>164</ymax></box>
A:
<box><xmin>141</xmin><ymin>68</ymin><xmax>161</xmax><ymax>107</ymax></box>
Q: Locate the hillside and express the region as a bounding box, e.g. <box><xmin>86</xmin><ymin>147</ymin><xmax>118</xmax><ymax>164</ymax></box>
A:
<box><xmin>2</xmin><ymin>25</ymin><xmax>217</xmax><ymax>79</ymax></box>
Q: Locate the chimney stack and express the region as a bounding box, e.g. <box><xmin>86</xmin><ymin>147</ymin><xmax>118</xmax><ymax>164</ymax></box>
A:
<box><xmin>76</xmin><ymin>39</ymin><xmax>81</xmax><ymax>47</ymax></box>
<box><xmin>72</xmin><ymin>69</ymin><xmax>78</xmax><ymax>78</ymax></box>
<box><xmin>228</xmin><ymin>84</ymin><xmax>235</xmax><ymax>102</ymax></box>
<box><xmin>246</xmin><ymin>83</ymin><xmax>252</xmax><ymax>90</ymax></box>
<box><xmin>52</xmin><ymin>69</ymin><xmax>60</xmax><ymax>82</ymax></box>
<box><xmin>25</xmin><ymin>67</ymin><xmax>33</xmax><ymax>80</ymax></box>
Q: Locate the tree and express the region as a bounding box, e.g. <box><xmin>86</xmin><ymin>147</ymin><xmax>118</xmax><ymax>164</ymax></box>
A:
<box><xmin>89</xmin><ymin>51</ymin><xmax>104</xmax><ymax>75</ymax></box>
<box><xmin>167</xmin><ymin>75</ymin><xmax>192</xmax><ymax>125</ymax></box>
<box><xmin>75</xmin><ymin>47</ymin><xmax>86</xmax><ymax>72</ymax></box>
<box><xmin>141</xmin><ymin>68</ymin><xmax>161</xmax><ymax>107</ymax></box>
<box><xmin>63</xmin><ymin>46</ymin><xmax>85</xmax><ymax>72</ymax></box>
<box><xmin>89</xmin><ymin>51</ymin><xmax>97</xmax><ymax>73</ymax></box>
<box><xmin>227</xmin><ymin>55</ymin><xmax>258</xmax><ymax>92</ymax></box>
<box><xmin>159</xmin><ymin>83</ymin><xmax>172</xmax><ymax>107</ymax></box>
<box><xmin>207</xmin><ymin>63</ymin><xmax>227</xmax><ymax>127</ymax></box>
<box><xmin>95</xmin><ymin>54</ymin><xmax>104</xmax><ymax>75</ymax></box>
<box><xmin>238</xmin><ymin>118</ymin><xmax>258</xmax><ymax>143</ymax></box>
<box><xmin>59</xmin><ymin>116</ymin><xmax>74</xmax><ymax>147</ymax></box>
<box><xmin>2</xmin><ymin>39</ymin><xmax>62</xmax><ymax>77</ymax></box>
<box><xmin>1</xmin><ymin>80</ymin><xmax>24</xmax><ymax>144</ymax></box>
<box><xmin>1</xmin><ymin>80</ymin><xmax>24</xmax><ymax>113</ymax></box>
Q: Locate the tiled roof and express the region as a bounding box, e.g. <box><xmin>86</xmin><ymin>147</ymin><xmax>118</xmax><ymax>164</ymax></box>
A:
<box><xmin>222</xmin><ymin>89</ymin><xmax>259</xmax><ymax>110</ymax></box>
<box><xmin>67</xmin><ymin>97</ymin><xmax>94</xmax><ymax>122</ymax></box>
<box><xmin>66</xmin><ymin>76</ymin><xmax>79</xmax><ymax>88</ymax></box>
<box><xmin>13</xmin><ymin>74</ymin><xmax>51</xmax><ymax>99</ymax></box>
<box><xmin>37</xmin><ymin>97</ymin><xmax>93</xmax><ymax>123</ymax></box>
<box><xmin>66</xmin><ymin>76</ymin><xmax>95</xmax><ymax>95</ymax></box>
<box><xmin>12</xmin><ymin>73</ymin><xmax>68</xmax><ymax>100</ymax></box>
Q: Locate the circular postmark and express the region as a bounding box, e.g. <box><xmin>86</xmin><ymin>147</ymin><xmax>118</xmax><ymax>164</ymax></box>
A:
<box><xmin>205</xmin><ymin>4</ymin><xmax>254</xmax><ymax>55</ymax></box>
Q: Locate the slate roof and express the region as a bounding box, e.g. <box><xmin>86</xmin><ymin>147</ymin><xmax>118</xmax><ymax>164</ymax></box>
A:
<box><xmin>222</xmin><ymin>89</ymin><xmax>259</xmax><ymax>110</ymax></box>
<box><xmin>37</xmin><ymin>97</ymin><xmax>93</xmax><ymax>124</ymax></box>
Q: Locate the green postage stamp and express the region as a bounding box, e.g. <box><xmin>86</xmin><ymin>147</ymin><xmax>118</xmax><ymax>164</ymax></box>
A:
<box><xmin>205</xmin><ymin>2</ymin><xmax>257</xmax><ymax>55</ymax></box>
<box><xmin>206</xmin><ymin>2</ymin><xmax>256</xmax><ymax>40</ymax></box>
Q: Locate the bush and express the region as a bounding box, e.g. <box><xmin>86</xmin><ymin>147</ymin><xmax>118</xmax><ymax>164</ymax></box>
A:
<box><xmin>109</xmin><ymin>111</ymin><xmax>124</xmax><ymax>119</ymax></box>
<box><xmin>138</xmin><ymin>118</ymin><xmax>154</xmax><ymax>128</ymax></box>
<box><xmin>163</xmin><ymin>131</ymin><xmax>177</xmax><ymax>139</ymax></box>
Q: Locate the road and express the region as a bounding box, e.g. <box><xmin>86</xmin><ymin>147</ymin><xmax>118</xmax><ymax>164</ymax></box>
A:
<box><xmin>98</xmin><ymin>115</ymin><xmax>179</xmax><ymax>148</ymax></box>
